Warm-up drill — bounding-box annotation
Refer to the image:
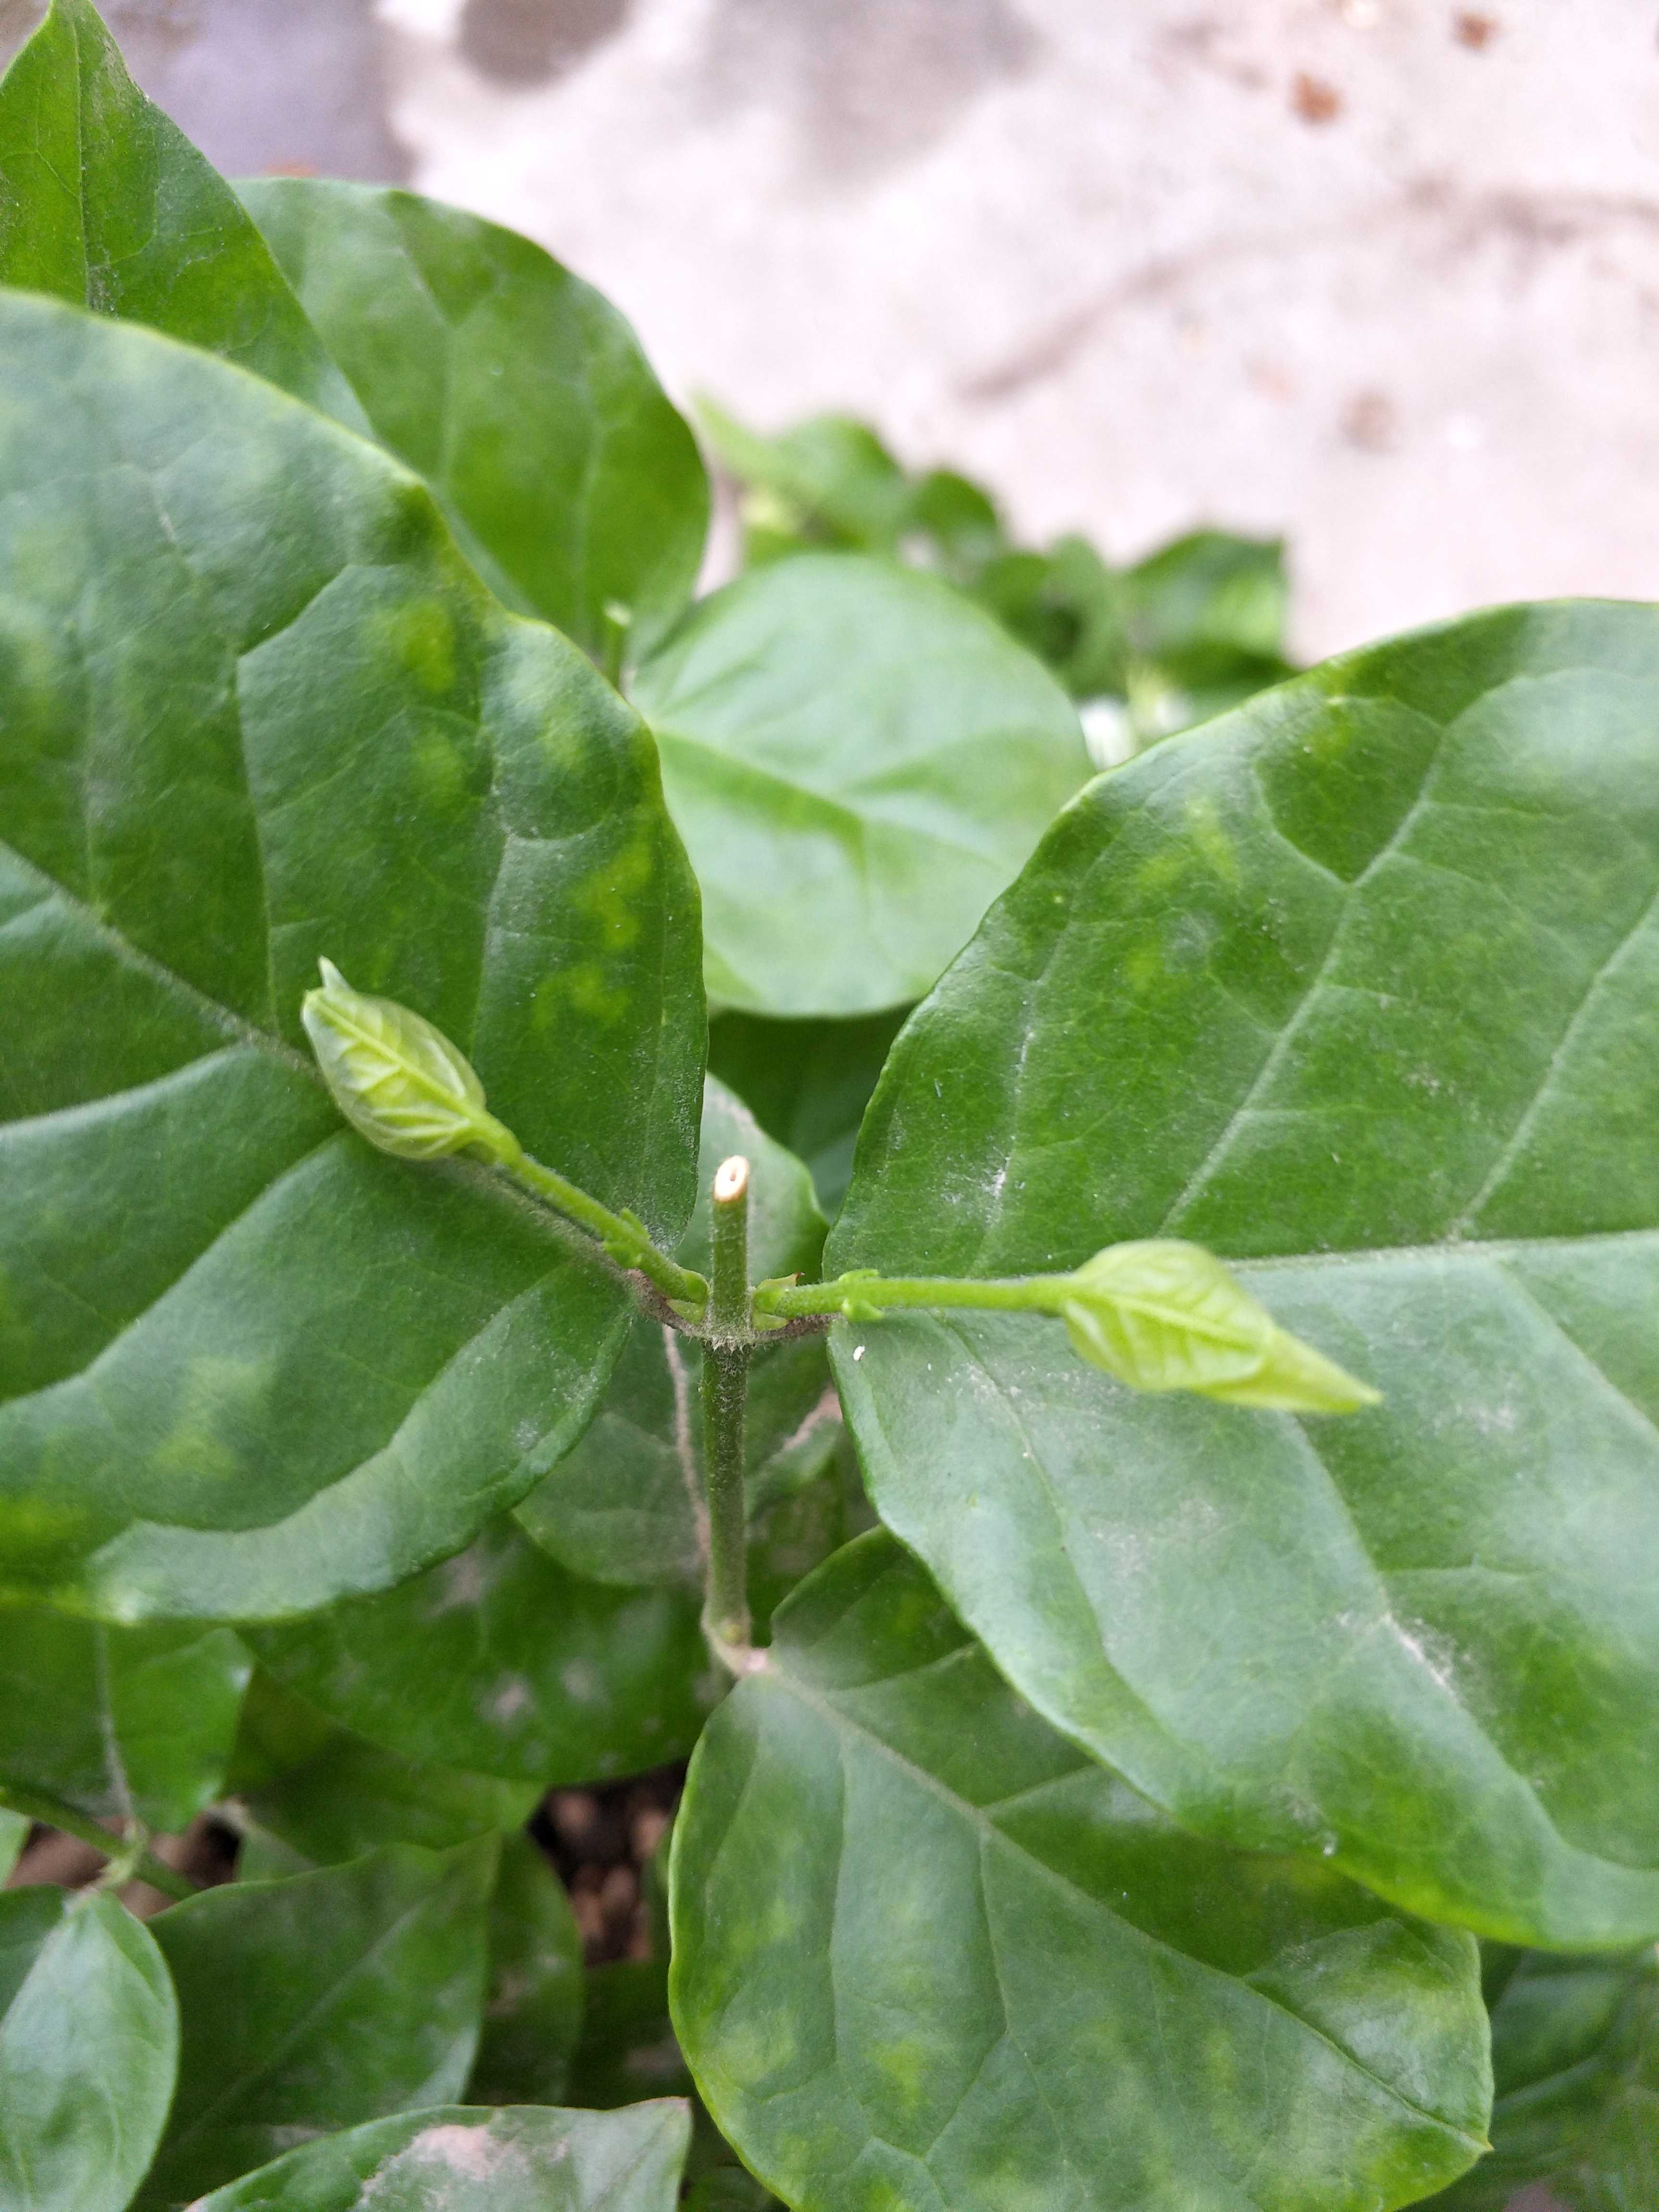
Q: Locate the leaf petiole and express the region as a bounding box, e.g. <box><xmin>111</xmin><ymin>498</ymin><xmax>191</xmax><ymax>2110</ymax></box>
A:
<box><xmin>0</xmin><ymin>1782</ymin><xmax>198</xmax><ymax>1902</ymax></box>
<box><xmin>753</xmin><ymin>1272</ymin><xmax>1070</xmax><ymax>1323</ymax></box>
<box><xmin>492</xmin><ymin>1136</ymin><xmax>710</xmax><ymax>1313</ymax></box>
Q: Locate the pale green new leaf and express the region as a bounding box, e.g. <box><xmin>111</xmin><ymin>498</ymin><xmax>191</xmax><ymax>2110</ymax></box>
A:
<box><xmin>301</xmin><ymin>960</ymin><xmax>508</xmax><ymax>1164</ymax></box>
<box><xmin>671</xmin><ymin>1533</ymin><xmax>1490</xmax><ymax>2212</ymax></box>
<box><xmin>0</xmin><ymin>1887</ymin><xmax>179</xmax><ymax>2212</ymax></box>
<box><xmin>0</xmin><ymin>289</ymin><xmax>702</xmax><ymax>1623</ymax></box>
<box><xmin>192</xmin><ymin>2101</ymin><xmax>692</xmax><ymax>2212</ymax></box>
<box><xmin>830</xmin><ymin>601</ymin><xmax>1659</xmax><ymax>1947</ymax></box>
<box><xmin>1061</xmin><ymin>1239</ymin><xmax>1379</xmax><ymax>1410</ymax></box>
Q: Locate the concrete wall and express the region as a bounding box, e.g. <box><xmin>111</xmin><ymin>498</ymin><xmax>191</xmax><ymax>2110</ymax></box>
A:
<box><xmin>5</xmin><ymin>0</ymin><xmax>1658</xmax><ymax>669</ymax></box>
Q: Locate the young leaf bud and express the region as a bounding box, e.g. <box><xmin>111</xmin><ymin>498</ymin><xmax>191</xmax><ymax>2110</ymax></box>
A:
<box><xmin>301</xmin><ymin>959</ymin><xmax>513</xmax><ymax>1164</ymax></box>
<box><xmin>1059</xmin><ymin>1239</ymin><xmax>1380</xmax><ymax>1414</ymax></box>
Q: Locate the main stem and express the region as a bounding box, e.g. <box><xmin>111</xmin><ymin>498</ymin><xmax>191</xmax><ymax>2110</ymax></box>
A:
<box><xmin>701</xmin><ymin>1156</ymin><xmax>755</xmax><ymax>1671</ymax></box>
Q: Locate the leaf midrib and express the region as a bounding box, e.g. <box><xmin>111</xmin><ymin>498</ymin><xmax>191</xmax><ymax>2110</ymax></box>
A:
<box><xmin>928</xmin><ymin>1305</ymin><xmax>1659</xmax><ymax>1893</ymax></box>
<box><xmin>163</xmin><ymin>1861</ymin><xmax>478</xmax><ymax>2155</ymax></box>
<box><xmin>0</xmin><ymin>835</ymin><xmax>314</xmax><ymax>1083</ymax></box>
<box><xmin>759</xmin><ymin>1659</ymin><xmax>1487</xmax><ymax>2154</ymax></box>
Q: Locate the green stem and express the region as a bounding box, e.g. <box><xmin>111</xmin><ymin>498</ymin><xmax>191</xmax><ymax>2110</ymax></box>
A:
<box><xmin>753</xmin><ymin>1271</ymin><xmax>1073</xmax><ymax>1323</ymax></box>
<box><xmin>708</xmin><ymin>1154</ymin><xmax>752</xmax><ymax>1339</ymax></box>
<box><xmin>495</xmin><ymin>1137</ymin><xmax>709</xmax><ymax>1312</ymax></box>
<box><xmin>701</xmin><ymin>1341</ymin><xmax>753</xmax><ymax>1669</ymax></box>
<box><xmin>0</xmin><ymin>1783</ymin><xmax>197</xmax><ymax>1902</ymax></box>
<box><xmin>701</xmin><ymin>1155</ymin><xmax>753</xmax><ymax>1670</ymax></box>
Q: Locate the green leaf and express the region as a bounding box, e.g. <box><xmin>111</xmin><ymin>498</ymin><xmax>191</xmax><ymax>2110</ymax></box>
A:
<box><xmin>683</xmin><ymin>2173</ymin><xmax>780</xmax><ymax>2212</ymax></box>
<box><xmin>249</xmin><ymin>1516</ymin><xmax>715</xmax><ymax>1784</ymax></box>
<box><xmin>0</xmin><ymin>1887</ymin><xmax>179</xmax><ymax>2212</ymax></box>
<box><xmin>696</xmin><ymin>403</ymin><xmax>912</xmax><ymax>564</ymax></box>
<box><xmin>1429</xmin><ymin>1946</ymin><xmax>1659</xmax><ymax>2210</ymax></box>
<box><xmin>671</xmin><ymin>1532</ymin><xmax>1491</xmax><ymax>2212</ymax></box>
<box><xmin>0</xmin><ymin>0</ymin><xmax>363</xmax><ymax>431</ymax></box>
<box><xmin>1114</xmin><ymin>531</ymin><xmax>1298</xmax><ymax>742</ymax></box>
<box><xmin>1124</xmin><ymin>529</ymin><xmax>1290</xmax><ymax>670</ymax></box>
<box><xmin>467</xmin><ymin>1832</ymin><xmax>586</xmax><ymax>2106</ymax></box>
<box><xmin>228</xmin><ymin>1699</ymin><xmax>566</xmax><ymax>2090</ymax></box>
<box><xmin>240</xmin><ymin>180</ymin><xmax>709</xmax><ymax>665</ymax></box>
<box><xmin>970</xmin><ymin>534</ymin><xmax>1127</xmax><ymax>703</ymax></box>
<box><xmin>0</xmin><ymin>1807</ymin><xmax>27</xmax><ymax>1879</ymax></box>
<box><xmin>707</xmin><ymin>1007</ymin><xmax>908</xmax><ymax>1216</ymax></box>
<box><xmin>516</xmin><ymin>1077</ymin><xmax>834</xmax><ymax>1590</ymax></box>
<box><xmin>190</xmin><ymin>2101</ymin><xmax>692</xmax><ymax>2212</ymax></box>
<box><xmin>0</xmin><ymin>1611</ymin><xmax>249</xmax><ymax>1832</ymax></box>
<box><xmin>0</xmin><ymin>288</ymin><xmax>702</xmax><ymax>1623</ymax></box>
<box><xmin>143</xmin><ymin>1839</ymin><xmax>496</xmax><ymax>2205</ymax></box>
<box><xmin>632</xmin><ymin>553</ymin><xmax>1087</xmax><ymax>1016</ymax></box>
<box><xmin>301</xmin><ymin>958</ymin><xmax>512</xmax><ymax>1164</ymax></box>
<box><xmin>1058</xmin><ymin>1238</ymin><xmax>1380</xmax><ymax>1410</ymax></box>
<box><xmin>829</xmin><ymin>600</ymin><xmax>1659</xmax><ymax>1947</ymax></box>
<box><xmin>568</xmin><ymin>1959</ymin><xmax>693</xmax><ymax>2113</ymax></box>
<box><xmin>236</xmin><ymin>1704</ymin><xmax>539</xmax><ymax>1867</ymax></box>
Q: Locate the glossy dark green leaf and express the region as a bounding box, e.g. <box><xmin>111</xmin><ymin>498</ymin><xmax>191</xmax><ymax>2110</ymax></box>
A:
<box><xmin>0</xmin><ymin>1611</ymin><xmax>248</xmax><ymax>1832</ymax></box>
<box><xmin>143</xmin><ymin>1839</ymin><xmax>495</xmax><ymax>2205</ymax></box>
<box><xmin>237</xmin><ymin>1706</ymin><xmax>538</xmax><ymax>1868</ymax></box>
<box><xmin>0</xmin><ymin>0</ymin><xmax>362</xmax><ymax>430</ymax></box>
<box><xmin>683</xmin><ymin>2171</ymin><xmax>780</xmax><ymax>2212</ymax></box>
<box><xmin>516</xmin><ymin>1078</ymin><xmax>833</xmax><ymax>1589</ymax></box>
<box><xmin>707</xmin><ymin>1008</ymin><xmax>907</xmax><ymax>1216</ymax></box>
<box><xmin>1429</xmin><ymin>1946</ymin><xmax>1659</xmax><ymax>2210</ymax></box>
<box><xmin>191</xmin><ymin>2101</ymin><xmax>691</xmax><ymax>2212</ymax></box>
<box><xmin>467</xmin><ymin>1833</ymin><xmax>586</xmax><ymax>2107</ymax></box>
<box><xmin>240</xmin><ymin>180</ymin><xmax>708</xmax><ymax>664</ymax></box>
<box><xmin>0</xmin><ymin>1887</ymin><xmax>179</xmax><ymax>2212</ymax></box>
<box><xmin>830</xmin><ymin>601</ymin><xmax>1659</xmax><ymax>1947</ymax></box>
<box><xmin>671</xmin><ymin>1532</ymin><xmax>1490</xmax><ymax>2212</ymax></box>
<box><xmin>0</xmin><ymin>288</ymin><xmax>702</xmax><ymax>1623</ymax></box>
<box><xmin>632</xmin><ymin>553</ymin><xmax>1087</xmax><ymax>1016</ymax></box>
<box><xmin>568</xmin><ymin>1959</ymin><xmax>693</xmax><ymax>2113</ymax></box>
<box><xmin>250</xmin><ymin>1516</ymin><xmax>714</xmax><ymax>1785</ymax></box>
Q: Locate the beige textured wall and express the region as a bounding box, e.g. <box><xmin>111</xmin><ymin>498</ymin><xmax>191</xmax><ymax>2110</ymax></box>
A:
<box><xmin>5</xmin><ymin>1</ymin><xmax>1656</xmax><ymax>671</ymax></box>
<box><xmin>374</xmin><ymin>0</ymin><xmax>1659</xmax><ymax>663</ymax></box>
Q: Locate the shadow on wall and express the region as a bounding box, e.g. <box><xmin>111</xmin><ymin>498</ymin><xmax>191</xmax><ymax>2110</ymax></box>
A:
<box><xmin>453</xmin><ymin>0</ymin><xmax>1042</xmax><ymax>182</ymax></box>
<box><xmin>459</xmin><ymin>0</ymin><xmax>634</xmax><ymax>86</ymax></box>
<box><xmin>0</xmin><ymin>0</ymin><xmax>406</xmax><ymax>180</ymax></box>
<box><xmin>699</xmin><ymin>0</ymin><xmax>1044</xmax><ymax>181</ymax></box>
<box><xmin>697</xmin><ymin>0</ymin><xmax>1042</xmax><ymax>181</ymax></box>
<box><xmin>0</xmin><ymin>0</ymin><xmax>1042</xmax><ymax>189</ymax></box>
